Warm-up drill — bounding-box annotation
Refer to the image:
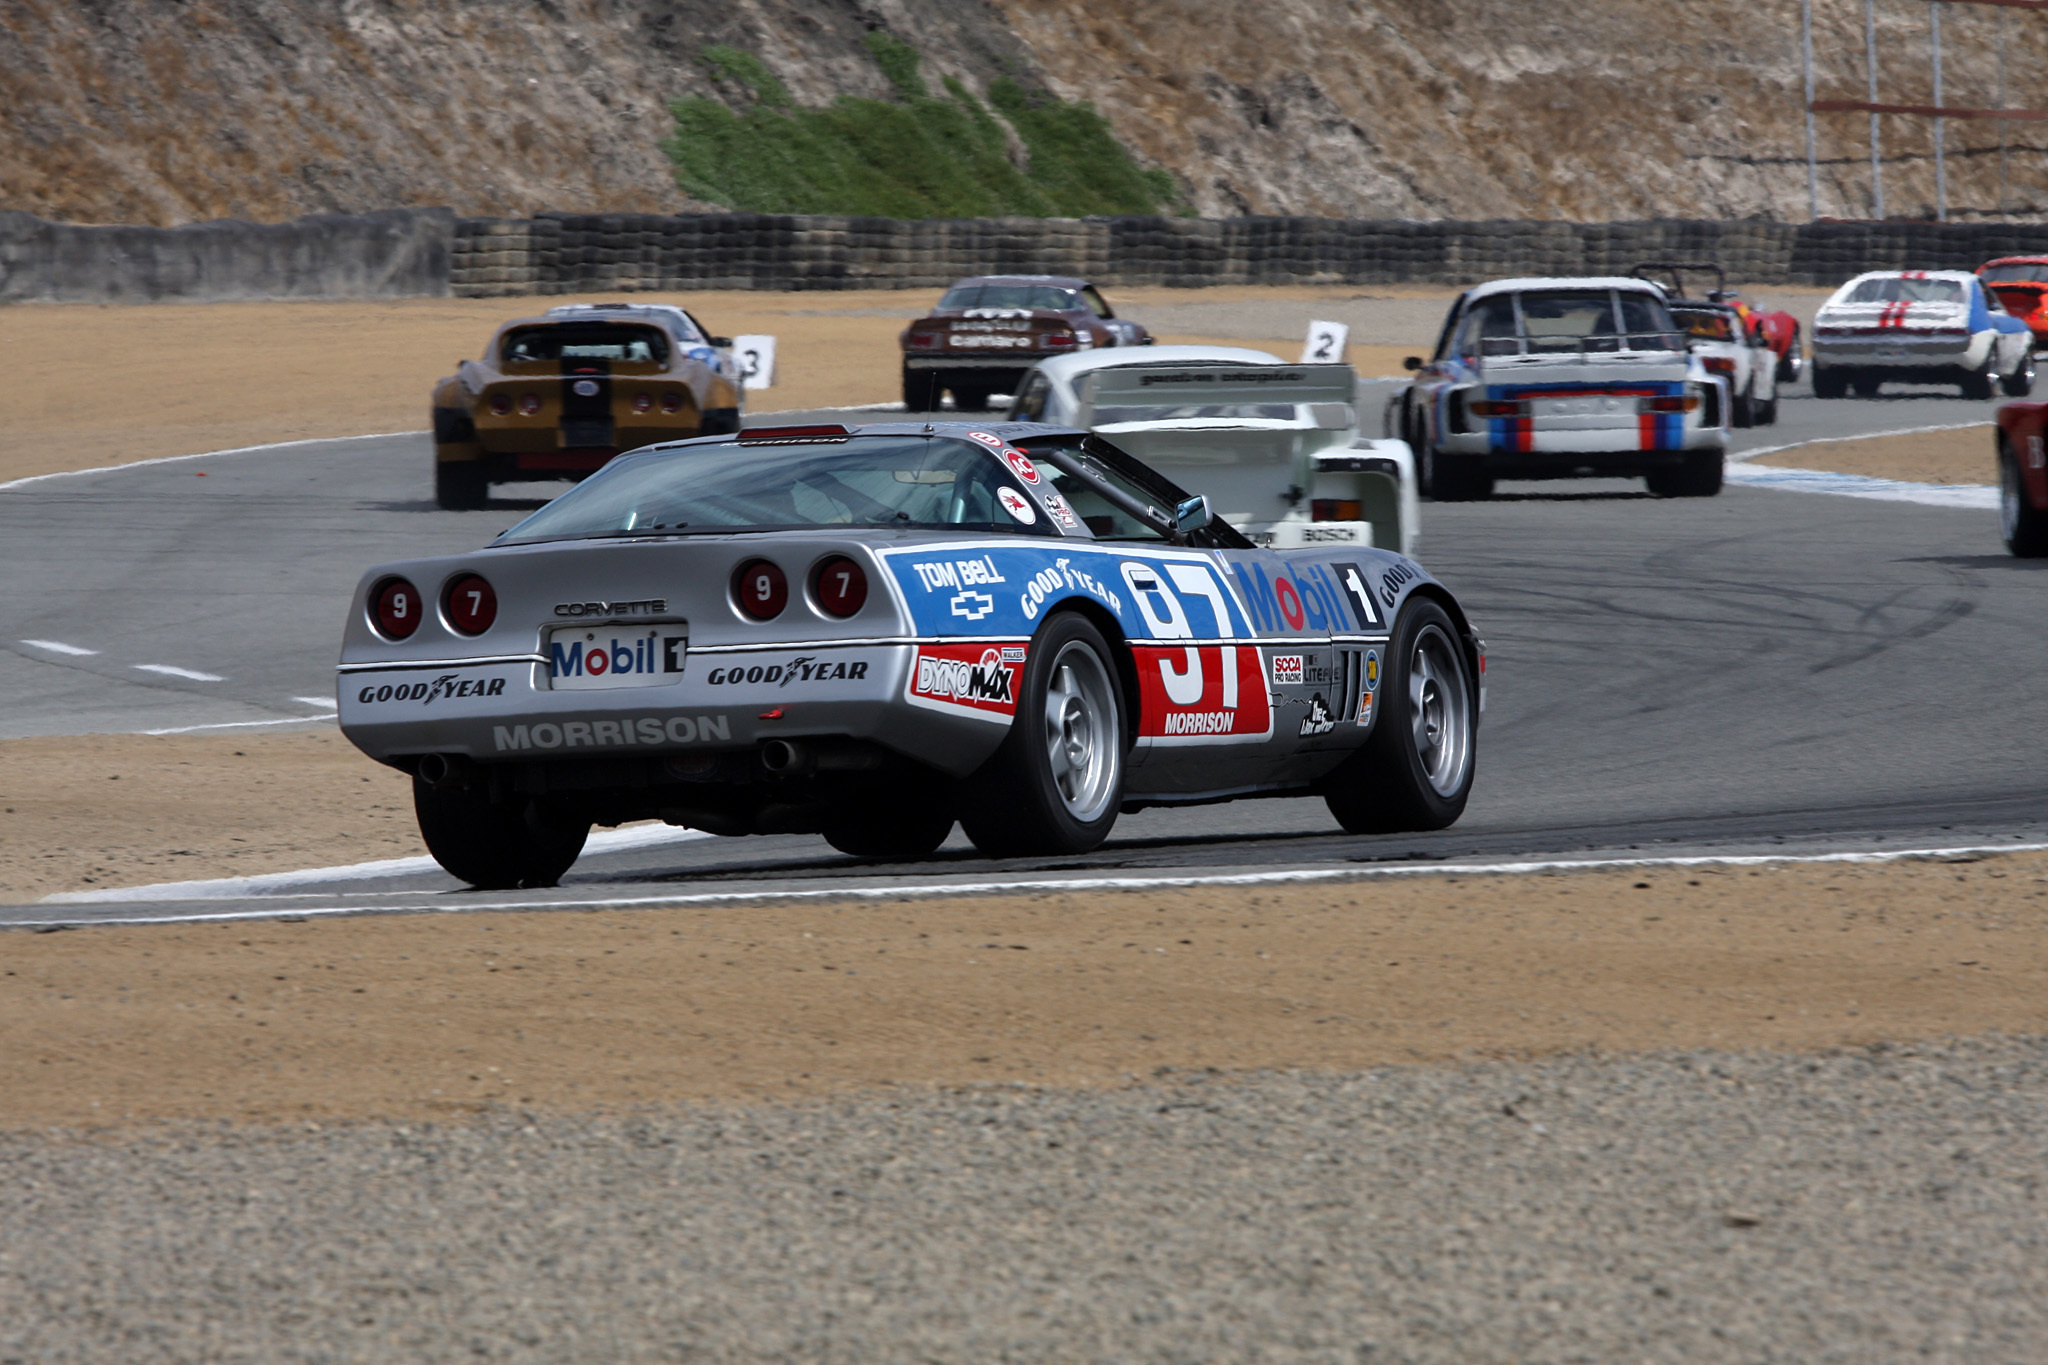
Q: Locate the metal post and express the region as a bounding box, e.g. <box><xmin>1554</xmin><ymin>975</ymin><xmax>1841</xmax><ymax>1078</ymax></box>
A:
<box><xmin>1804</xmin><ymin>0</ymin><xmax>1820</xmax><ymax>219</ymax></box>
<box><xmin>1932</xmin><ymin>1</ymin><xmax>1946</xmax><ymax>222</ymax></box>
<box><xmin>1867</xmin><ymin>0</ymin><xmax>1885</xmax><ymax>219</ymax></box>
<box><xmin>1999</xmin><ymin>6</ymin><xmax>2011</xmax><ymax>219</ymax></box>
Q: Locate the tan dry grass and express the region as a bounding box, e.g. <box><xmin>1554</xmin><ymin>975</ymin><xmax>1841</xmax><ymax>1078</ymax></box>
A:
<box><xmin>1745</xmin><ymin>423</ymin><xmax>1997</xmax><ymax>486</ymax></box>
<box><xmin>4</xmin><ymin>851</ymin><xmax>2043</xmax><ymax>1128</ymax></box>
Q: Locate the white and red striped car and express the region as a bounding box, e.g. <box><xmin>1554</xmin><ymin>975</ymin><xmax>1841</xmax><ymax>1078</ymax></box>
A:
<box><xmin>1810</xmin><ymin>270</ymin><xmax>2034</xmax><ymax>400</ymax></box>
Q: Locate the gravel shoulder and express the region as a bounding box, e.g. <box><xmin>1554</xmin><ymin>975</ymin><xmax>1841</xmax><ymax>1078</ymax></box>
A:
<box><xmin>1745</xmin><ymin>422</ymin><xmax>1997</xmax><ymax>485</ymax></box>
<box><xmin>5</xmin><ymin>851</ymin><xmax>2045</xmax><ymax>1129</ymax></box>
<box><xmin>4</xmin><ymin>1035</ymin><xmax>2044</xmax><ymax>1363</ymax></box>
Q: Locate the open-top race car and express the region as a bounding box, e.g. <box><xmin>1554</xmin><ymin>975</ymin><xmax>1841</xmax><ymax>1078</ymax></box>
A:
<box><xmin>1010</xmin><ymin>345</ymin><xmax>1419</xmax><ymax>556</ymax></box>
<box><xmin>1634</xmin><ymin>262</ymin><xmax>1804</xmax><ymax>384</ymax></box>
<box><xmin>1389</xmin><ymin>276</ymin><xmax>1729</xmax><ymax>500</ymax></box>
<box><xmin>1664</xmin><ymin>299</ymin><xmax>1778</xmax><ymax>427</ymax></box>
<box><xmin>431</xmin><ymin>302</ymin><xmax>745</xmax><ymax>510</ymax></box>
<box><xmin>338</xmin><ymin>421</ymin><xmax>1481</xmax><ymax>889</ymax></box>
<box><xmin>1810</xmin><ymin>270</ymin><xmax>2034</xmax><ymax>399</ymax></box>
<box><xmin>900</xmin><ymin>275</ymin><xmax>1153</xmax><ymax>412</ymax></box>
<box><xmin>1978</xmin><ymin>257</ymin><xmax>2048</xmax><ymax>350</ymax></box>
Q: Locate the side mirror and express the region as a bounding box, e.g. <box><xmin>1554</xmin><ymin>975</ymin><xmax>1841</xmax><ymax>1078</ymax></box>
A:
<box><xmin>708</xmin><ymin>336</ymin><xmax>734</xmax><ymax>348</ymax></box>
<box><xmin>1174</xmin><ymin>495</ymin><xmax>1213</xmax><ymax>534</ymax></box>
<box><xmin>1402</xmin><ymin>355</ymin><xmax>1424</xmax><ymax>371</ymax></box>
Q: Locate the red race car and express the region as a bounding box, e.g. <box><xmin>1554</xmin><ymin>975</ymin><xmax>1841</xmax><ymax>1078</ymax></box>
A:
<box><xmin>1979</xmin><ymin>257</ymin><xmax>2048</xmax><ymax>349</ymax></box>
<box><xmin>1994</xmin><ymin>401</ymin><xmax>2048</xmax><ymax>555</ymax></box>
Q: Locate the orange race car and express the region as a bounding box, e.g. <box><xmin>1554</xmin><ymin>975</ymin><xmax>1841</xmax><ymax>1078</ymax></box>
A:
<box><xmin>1979</xmin><ymin>257</ymin><xmax>2048</xmax><ymax>348</ymax></box>
<box><xmin>430</xmin><ymin>303</ymin><xmax>744</xmax><ymax>510</ymax></box>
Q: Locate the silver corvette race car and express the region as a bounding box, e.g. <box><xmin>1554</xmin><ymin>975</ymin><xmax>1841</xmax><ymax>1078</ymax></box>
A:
<box><xmin>337</xmin><ymin>422</ymin><xmax>1483</xmax><ymax>888</ymax></box>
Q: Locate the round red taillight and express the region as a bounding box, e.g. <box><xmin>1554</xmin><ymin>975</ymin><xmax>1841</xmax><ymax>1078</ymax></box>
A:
<box><xmin>812</xmin><ymin>555</ymin><xmax>867</xmax><ymax>617</ymax></box>
<box><xmin>518</xmin><ymin>393</ymin><xmax>543</xmax><ymax>416</ymax></box>
<box><xmin>631</xmin><ymin>393</ymin><xmax>654</xmax><ymax>414</ymax></box>
<box><xmin>488</xmin><ymin>394</ymin><xmax>513</xmax><ymax>417</ymax></box>
<box><xmin>371</xmin><ymin>577</ymin><xmax>422</xmax><ymax>639</ymax></box>
<box><xmin>660</xmin><ymin>393</ymin><xmax>685</xmax><ymax>414</ymax></box>
<box><xmin>442</xmin><ymin>573</ymin><xmax>497</xmax><ymax>635</ymax></box>
<box><xmin>732</xmin><ymin>559</ymin><xmax>787</xmax><ymax>620</ymax></box>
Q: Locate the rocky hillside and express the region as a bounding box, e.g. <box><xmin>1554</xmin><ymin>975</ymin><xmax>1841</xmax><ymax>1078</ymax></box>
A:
<box><xmin>4</xmin><ymin>0</ymin><xmax>2046</xmax><ymax>227</ymax></box>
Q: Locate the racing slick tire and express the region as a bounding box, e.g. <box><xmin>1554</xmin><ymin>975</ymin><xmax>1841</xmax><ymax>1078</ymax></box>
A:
<box><xmin>958</xmin><ymin>613</ymin><xmax>1126</xmax><ymax>857</ymax></box>
<box><xmin>1813</xmin><ymin>367</ymin><xmax>1848</xmax><ymax>399</ymax></box>
<box><xmin>949</xmin><ymin>383</ymin><xmax>993</xmax><ymax>413</ymax></box>
<box><xmin>413</xmin><ymin>778</ymin><xmax>590</xmax><ymax>889</ymax></box>
<box><xmin>1321</xmin><ymin>597</ymin><xmax>1476</xmax><ymax>834</ymax></box>
<box><xmin>823</xmin><ymin>783</ymin><xmax>956</xmax><ymax>858</ymax></box>
<box><xmin>1645</xmin><ymin>451</ymin><xmax>1723</xmax><ymax>498</ymax></box>
<box><xmin>699</xmin><ymin>407</ymin><xmax>742</xmax><ymax>436</ymax></box>
<box><xmin>1424</xmin><ymin>448</ymin><xmax>1493</xmax><ymax>501</ymax></box>
<box><xmin>2002</xmin><ymin>349</ymin><xmax>2036</xmax><ymax>398</ymax></box>
<box><xmin>1852</xmin><ymin>373</ymin><xmax>1884</xmax><ymax>398</ymax></box>
<box><xmin>902</xmin><ymin>368</ymin><xmax>941</xmax><ymax>412</ymax></box>
<box><xmin>1732</xmin><ymin>383</ymin><xmax>1756</xmax><ymax>429</ymax></box>
<box><xmin>1775</xmin><ymin>334</ymin><xmax>1804</xmax><ymax>384</ymax></box>
<box><xmin>1961</xmin><ymin>364</ymin><xmax>1996</xmax><ymax>401</ymax></box>
<box><xmin>1998</xmin><ymin>434</ymin><xmax>2048</xmax><ymax>557</ymax></box>
<box><xmin>1756</xmin><ymin>394</ymin><xmax>1779</xmax><ymax>426</ymax></box>
<box><xmin>435</xmin><ymin>459</ymin><xmax>489</xmax><ymax>511</ymax></box>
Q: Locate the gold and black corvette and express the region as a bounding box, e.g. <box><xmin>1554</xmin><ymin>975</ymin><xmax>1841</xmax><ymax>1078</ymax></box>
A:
<box><xmin>431</xmin><ymin>302</ymin><xmax>745</xmax><ymax>509</ymax></box>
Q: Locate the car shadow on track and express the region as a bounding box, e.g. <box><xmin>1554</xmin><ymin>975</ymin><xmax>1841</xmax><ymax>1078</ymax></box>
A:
<box><xmin>1901</xmin><ymin>554</ymin><xmax>2048</xmax><ymax>573</ymax></box>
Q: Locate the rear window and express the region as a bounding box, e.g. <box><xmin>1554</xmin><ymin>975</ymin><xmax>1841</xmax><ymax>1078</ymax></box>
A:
<box><xmin>938</xmin><ymin>284</ymin><xmax>1083</xmax><ymax>311</ymax></box>
<box><xmin>1982</xmin><ymin>264</ymin><xmax>2048</xmax><ymax>285</ymax></box>
<box><xmin>496</xmin><ymin>435</ymin><xmax>1057</xmax><ymax>544</ymax></box>
<box><xmin>1452</xmin><ymin>289</ymin><xmax>1680</xmax><ymax>357</ymax></box>
<box><xmin>1671</xmin><ymin>308</ymin><xmax>1735</xmax><ymax>341</ymax></box>
<box><xmin>501</xmin><ymin>324</ymin><xmax>670</xmax><ymax>364</ymax></box>
<box><xmin>1843</xmin><ymin>276</ymin><xmax>1965</xmax><ymax>304</ymax></box>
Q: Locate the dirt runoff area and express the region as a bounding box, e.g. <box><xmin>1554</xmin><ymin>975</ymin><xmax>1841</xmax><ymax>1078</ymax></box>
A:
<box><xmin>2</xmin><ymin>851</ymin><xmax>2044</xmax><ymax>1129</ymax></box>
<box><xmin>1745</xmin><ymin>423</ymin><xmax>1997</xmax><ymax>485</ymax></box>
<box><xmin>0</xmin><ymin>284</ymin><xmax>1450</xmax><ymax>485</ymax></box>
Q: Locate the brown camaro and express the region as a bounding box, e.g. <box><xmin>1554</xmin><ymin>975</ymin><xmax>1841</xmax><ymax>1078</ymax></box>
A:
<box><xmin>430</xmin><ymin>302</ymin><xmax>744</xmax><ymax>509</ymax></box>
<box><xmin>899</xmin><ymin>275</ymin><xmax>1152</xmax><ymax>412</ymax></box>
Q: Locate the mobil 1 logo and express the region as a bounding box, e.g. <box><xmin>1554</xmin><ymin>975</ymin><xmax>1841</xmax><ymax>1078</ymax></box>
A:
<box><xmin>1331</xmin><ymin>562</ymin><xmax>1382</xmax><ymax>629</ymax></box>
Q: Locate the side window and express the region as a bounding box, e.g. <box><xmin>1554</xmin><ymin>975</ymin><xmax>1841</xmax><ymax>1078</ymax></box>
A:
<box><xmin>1453</xmin><ymin>297</ymin><xmax>1519</xmax><ymax>358</ymax></box>
<box><xmin>1431</xmin><ymin>292</ymin><xmax>1469</xmax><ymax>361</ymax></box>
<box><xmin>1081</xmin><ymin>287</ymin><xmax>1115</xmax><ymax>319</ymax></box>
<box><xmin>1013</xmin><ymin>373</ymin><xmax>1052</xmax><ymax>421</ymax></box>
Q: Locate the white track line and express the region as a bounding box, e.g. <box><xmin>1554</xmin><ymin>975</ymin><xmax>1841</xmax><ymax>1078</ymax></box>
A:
<box><xmin>19</xmin><ymin>638</ymin><xmax>97</xmax><ymax>656</ymax></box>
<box><xmin>138</xmin><ymin>716</ymin><xmax>336</xmax><ymax>737</ymax></box>
<box><xmin>44</xmin><ymin>823</ymin><xmax>717</xmax><ymax>904</ymax></box>
<box><xmin>291</xmin><ymin>695</ymin><xmax>339</xmax><ymax>709</ymax></box>
<box><xmin>27</xmin><ymin>839</ymin><xmax>2048</xmax><ymax>925</ymax></box>
<box><xmin>133</xmin><ymin>663</ymin><xmax>224</xmax><ymax>682</ymax></box>
<box><xmin>0</xmin><ymin>431</ymin><xmax>425</xmax><ymax>494</ymax></box>
<box><xmin>1727</xmin><ymin>420</ymin><xmax>1996</xmax><ymax>509</ymax></box>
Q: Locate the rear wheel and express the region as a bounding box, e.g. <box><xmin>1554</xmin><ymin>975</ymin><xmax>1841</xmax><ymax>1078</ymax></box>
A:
<box><xmin>949</xmin><ymin>383</ymin><xmax>993</xmax><ymax>412</ymax></box>
<box><xmin>1732</xmin><ymin>382</ymin><xmax>1756</xmax><ymax>428</ymax></box>
<box><xmin>958</xmin><ymin>614</ymin><xmax>1125</xmax><ymax>857</ymax></box>
<box><xmin>1425</xmin><ymin>448</ymin><xmax>1493</xmax><ymax>501</ymax></box>
<box><xmin>699</xmin><ymin>407</ymin><xmax>741</xmax><ymax>436</ymax></box>
<box><xmin>902</xmin><ymin>368</ymin><xmax>940</xmax><ymax>412</ymax></box>
<box><xmin>434</xmin><ymin>459</ymin><xmax>488</xmax><ymax>510</ymax></box>
<box><xmin>1775</xmin><ymin>334</ymin><xmax>1803</xmax><ymax>384</ymax></box>
<box><xmin>1999</xmin><ymin>434</ymin><xmax>2048</xmax><ymax>557</ymax></box>
<box><xmin>1756</xmin><ymin>394</ymin><xmax>1779</xmax><ymax>425</ymax></box>
<box><xmin>1852</xmin><ymin>373</ymin><xmax>1884</xmax><ymax>398</ymax></box>
<box><xmin>823</xmin><ymin>781</ymin><xmax>955</xmax><ymax>858</ymax></box>
<box><xmin>1961</xmin><ymin>364</ymin><xmax>1995</xmax><ymax>400</ymax></box>
<box><xmin>2003</xmin><ymin>348</ymin><xmax>2036</xmax><ymax>398</ymax></box>
<box><xmin>1323</xmin><ymin>598</ymin><xmax>1476</xmax><ymax>833</ymax></box>
<box><xmin>1645</xmin><ymin>451</ymin><xmax>1723</xmax><ymax>497</ymax></box>
<box><xmin>1813</xmin><ymin>367</ymin><xmax>1848</xmax><ymax>398</ymax></box>
<box><xmin>414</xmin><ymin>778</ymin><xmax>589</xmax><ymax>889</ymax></box>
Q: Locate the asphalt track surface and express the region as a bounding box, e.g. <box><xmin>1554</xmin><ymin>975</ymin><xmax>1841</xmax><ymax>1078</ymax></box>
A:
<box><xmin>7</xmin><ymin>381</ymin><xmax>2045</xmax><ymax>922</ymax></box>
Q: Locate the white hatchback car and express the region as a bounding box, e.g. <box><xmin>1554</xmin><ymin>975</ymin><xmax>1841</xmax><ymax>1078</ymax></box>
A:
<box><xmin>1811</xmin><ymin>270</ymin><xmax>2035</xmax><ymax>399</ymax></box>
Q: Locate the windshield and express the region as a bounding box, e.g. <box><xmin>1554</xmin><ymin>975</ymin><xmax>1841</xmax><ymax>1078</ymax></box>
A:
<box><xmin>1671</xmin><ymin>308</ymin><xmax>1735</xmax><ymax>341</ymax></box>
<box><xmin>1843</xmin><ymin>276</ymin><xmax>1966</xmax><ymax>304</ymax></box>
<box><xmin>502</xmin><ymin>324</ymin><xmax>670</xmax><ymax>364</ymax></box>
<box><xmin>497</xmin><ymin>435</ymin><xmax>1057</xmax><ymax>543</ymax></box>
<box><xmin>938</xmin><ymin>284</ymin><xmax>1082</xmax><ymax>311</ymax></box>
<box><xmin>1014</xmin><ymin>437</ymin><xmax>1174</xmax><ymax>542</ymax></box>
<box><xmin>1982</xmin><ymin>263</ymin><xmax>2048</xmax><ymax>285</ymax></box>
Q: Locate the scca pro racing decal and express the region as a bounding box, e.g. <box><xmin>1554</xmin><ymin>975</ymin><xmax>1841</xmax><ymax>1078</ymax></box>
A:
<box><xmin>906</xmin><ymin>643</ymin><xmax>1027</xmax><ymax>721</ymax></box>
<box><xmin>1133</xmin><ymin>644</ymin><xmax>1272</xmax><ymax>743</ymax></box>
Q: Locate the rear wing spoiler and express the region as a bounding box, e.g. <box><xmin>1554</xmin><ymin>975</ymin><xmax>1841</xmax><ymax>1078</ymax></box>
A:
<box><xmin>1077</xmin><ymin>363</ymin><xmax>1357</xmax><ymax>427</ymax></box>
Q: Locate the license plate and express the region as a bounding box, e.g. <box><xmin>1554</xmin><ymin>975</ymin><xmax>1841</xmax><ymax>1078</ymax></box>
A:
<box><xmin>546</xmin><ymin>625</ymin><xmax>687</xmax><ymax>690</ymax></box>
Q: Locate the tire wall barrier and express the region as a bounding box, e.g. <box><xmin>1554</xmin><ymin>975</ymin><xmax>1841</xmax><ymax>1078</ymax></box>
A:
<box><xmin>9</xmin><ymin>209</ymin><xmax>2048</xmax><ymax>303</ymax></box>
<box><xmin>0</xmin><ymin>208</ymin><xmax>454</xmax><ymax>303</ymax></box>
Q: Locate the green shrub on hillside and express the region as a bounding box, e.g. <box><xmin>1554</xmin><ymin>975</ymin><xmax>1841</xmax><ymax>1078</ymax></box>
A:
<box><xmin>665</xmin><ymin>35</ymin><xmax>1181</xmax><ymax>218</ymax></box>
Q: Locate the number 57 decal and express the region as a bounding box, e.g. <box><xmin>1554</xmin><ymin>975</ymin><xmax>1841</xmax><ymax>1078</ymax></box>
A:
<box><xmin>1119</xmin><ymin>561</ymin><xmax>1273</xmax><ymax>743</ymax></box>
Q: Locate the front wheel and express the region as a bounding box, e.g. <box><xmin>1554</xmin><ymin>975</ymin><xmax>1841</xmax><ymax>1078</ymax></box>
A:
<box><xmin>958</xmin><ymin>614</ymin><xmax>1126</xmax><ymax>857</ymax></box>
<box><xmin>1322</xmin><ymin>598</ymin><xmax>1476</xmax><ymax>833</ymax></box>
<box><xmin>2003</xmin><ymin>349</ymin><xmax>2036</xmax><ymax>398</ymax></box>
<box><xmin>414</xmin><ymin>778</ymin><xmax>589</xmax><ymax>889</ymax></box>
<box><xmin>1999</xmin><ymin>435</ymin><xmax>2048</xmax><ymax>557</ymax></box>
